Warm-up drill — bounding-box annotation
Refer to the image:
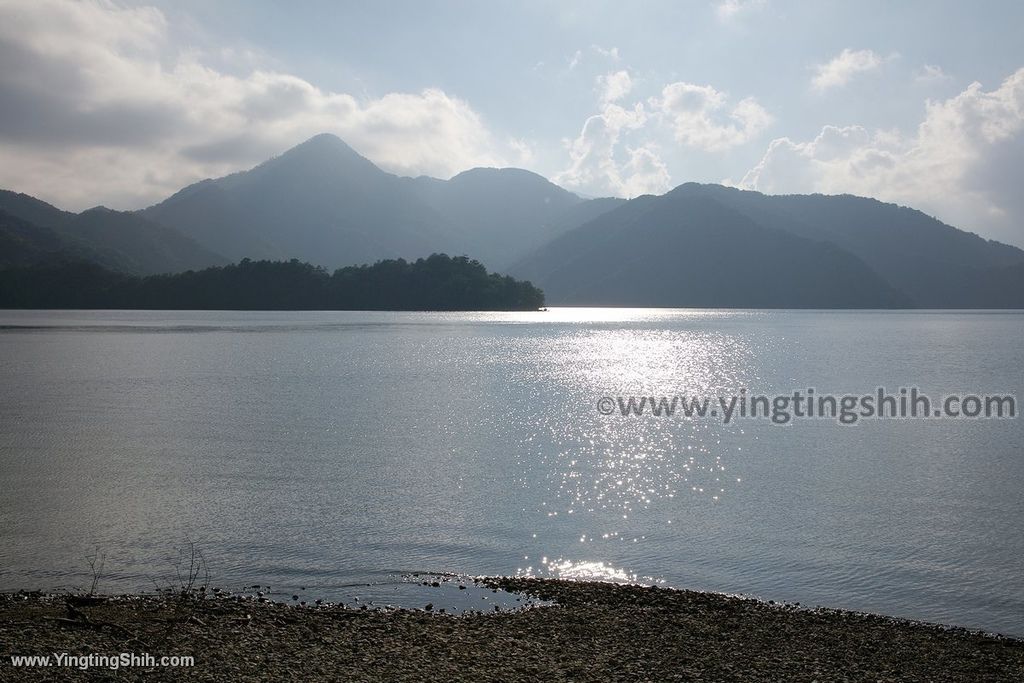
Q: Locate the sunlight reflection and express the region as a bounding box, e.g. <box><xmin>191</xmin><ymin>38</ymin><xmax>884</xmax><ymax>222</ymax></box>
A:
<box><xmin>502</xmin><ymin>315</ymin><xmax>761</xmax><ymax>572</ymax></box>
<box><xmin>469</xmin><ymin>307</ymin><xmax>768</xmax><ymax>325</ymax></box>
<box><xmin>519</xmin><ymin>558</ymin><xmax>643</xmax><ymax>583</ymax></box>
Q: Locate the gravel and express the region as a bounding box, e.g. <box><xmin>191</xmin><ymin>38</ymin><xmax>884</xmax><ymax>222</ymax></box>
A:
<box><xmin>1</xmin><ymin>579</ymin><xmax>1021</xmax><ymax>682</ymax></box>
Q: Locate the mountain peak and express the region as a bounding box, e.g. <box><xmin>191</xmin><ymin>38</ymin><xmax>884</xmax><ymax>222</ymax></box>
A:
<box><xmin>451</xmin><ymin>167</ymin><xmax>543</xmax><ymax>181</ymax></box>
<box><xmin>277</xmin><ymin>133</ymin><xmax>367</xmax><ymax>162</ymax></box>
<box><xmin>245</xmin><ymin>132</ymin><xmax>386</xmax><ymax>183</ymax></box>
<box><xmin>295</xmin><ymin>132</ymin><xmax>354</xmax><ymax>151</ymax></box>
<box><xmin>448</xmin><ymin>167</ymin><xmax>578</xmax><ymax>198</ymax></box>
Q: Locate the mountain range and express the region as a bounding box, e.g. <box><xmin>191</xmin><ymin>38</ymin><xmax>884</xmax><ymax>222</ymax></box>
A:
<box><xmin>0</xmin><ymin>190</ymin><xmax>224</xmax><ymax>275</ymax></box>
<box><xmin>2</xmin><ymin>133</ymin><xmax>1022</xmax><ymax>308</ymax></box>
<box><xmin>141</xmin><ymin>134</ymin><xmax>599</xmax><ymax>272</ymax></box>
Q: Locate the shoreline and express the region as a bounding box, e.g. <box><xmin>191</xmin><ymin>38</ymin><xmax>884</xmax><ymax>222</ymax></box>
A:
<box><xmin>2</xmin><ymin>578</ymin><xmax>1022</xmax><ymax>681</ymax></box>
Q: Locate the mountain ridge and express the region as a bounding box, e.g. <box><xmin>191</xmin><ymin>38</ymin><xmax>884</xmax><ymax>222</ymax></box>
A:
<box><xmin>143</xmin><ymin>134</ymin><xmax>601</xmax><ymax>271</ymax></box>
<box><xmin>3</xmin><ymin>133</ymin><xmax>1024</xmax><ymax>308</ymax></box>
<box><xmin>510</xmin><ymin>190</ymin><xmax>911</xmax><ymax>308</ymax></box>
<box><xmin>0</xmin><ymin>189</ymin><xmax>227</xmax><ymax>275</ymax></box>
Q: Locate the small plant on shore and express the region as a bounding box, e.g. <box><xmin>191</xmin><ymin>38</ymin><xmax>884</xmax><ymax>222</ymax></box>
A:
<box><xmin>84</xmin><ymin>547</ymin><xmax>106</xmax><ymax>596</ymax></box>
<box><xmin>173</xmin><ymin>541</ymin><xmax>209</xmax><ymax>598</ymax></box>
<box><xmin>146</xmin><ymin>540</ymin><xmax>213</xmax><ymax>650</ymax></box>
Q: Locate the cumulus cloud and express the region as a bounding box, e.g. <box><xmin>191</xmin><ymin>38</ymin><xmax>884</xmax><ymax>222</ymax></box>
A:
<box><xmin>741</xmin><ymin>68</ymin><xmax>1024</xmax><ymax>245</ymax></box>
<box><xmin>651</xmin><ymin>82</ymin><xmax>772</xmax><ymax>151</ymax></box>
<box><xmin>556</xmin><ymin>73</ymin><xmax>770</xmax><ymax>197</ymax></box>
<box><xmin>597</xmin><ymin>70</ymin><xmax>633</xmax><ymax>104</ymax></box>
<box><xmin>555</xmin><ymin>101</ymin><xmax>669</xmax><ymax>198</ymax></box>
<box><xmin>812</xmin><ymin>48</ymin><xmax>883</xmax><ymax>91</ymax></box>
<box><xmin>0</xmin><ymin>0</ymin><xmax>510</xmax><ymax>210</ymax></box>
<box><xmin>618</xmin><ymin>144</ymin><xmax>672</xmax><ymax>197</ymax></box>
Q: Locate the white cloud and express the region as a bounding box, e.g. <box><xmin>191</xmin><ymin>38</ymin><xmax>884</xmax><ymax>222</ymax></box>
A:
<box><xmin>555</xmin><ymin>99</ymin><xmax>672</xmax><ymax>198</ymax></box>
<box><xmin>0</xmin><ymin>0</ymin><xmax>510</xmax><ymax>210</ymax></box>
<box><xmin>915</xmin><ymin>64</ymin><xmax>952</xmax><ymax>85</ymax></box>
<box><xmin>741</xmin><ymin>67</ymin><xmax>1024</xmax><ymax>245</ymax></box>
<box><xmin>715</xmin><ymin>0</ymin><xmax>767</xmax><ymax>22</ymax></box>
<box><xmin>591</xmin><ymin>44</ymin><xmax>621</xmax><ymax>62</ymax></box>
<box><xmin>568</xmin><ymin>49</ymin><xmax>582</xmax><ymax>71</ymax></box>
<box><xmin>812</xmin><ymin>49</ymin><xmax>883</xmax><ymax>91</ymax></box>
<box><xmin>651</xmin><ymin>82</ymin><xmax>772</xmax><ymax>150</ymax></box>
<box><xmin>507</xmin><ymin>137</ymin><xmax>535</xmax><ymax>166</ymax></box>
<box><xmin>597</xmin><ymin>70</ymin><xmax>633</xmax><ymax>104</ymax></box>
<box><xmin>619</xmin><ymin>144</ymin><xmax>671</xmax><ymax>197</ymax></box>
<box><xmin>557</xmin><ymin>73</ymin><xmax>770</xmax><ymax>197</ymax></box>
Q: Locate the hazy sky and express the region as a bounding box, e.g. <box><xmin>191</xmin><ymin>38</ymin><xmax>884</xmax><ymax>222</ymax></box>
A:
<box><xmin>1</xmin><ymin>0</ymin><xmax>1023</xmax><ymax>246</ymax></box>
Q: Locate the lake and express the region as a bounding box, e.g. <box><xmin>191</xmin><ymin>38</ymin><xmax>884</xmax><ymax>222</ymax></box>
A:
<box><xmin>0</xmin><ymin>309</ymin><xmax>1021</xmax><ymax>635</ymax></box>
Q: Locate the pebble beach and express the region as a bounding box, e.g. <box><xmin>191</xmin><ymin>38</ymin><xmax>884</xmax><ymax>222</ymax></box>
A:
<box><xmin>2</xmin><ymin>577</ymin><xmax>1022</xmax><ymax>682</ymax></box>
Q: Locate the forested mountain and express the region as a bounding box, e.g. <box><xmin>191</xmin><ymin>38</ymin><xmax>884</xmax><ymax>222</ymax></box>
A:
<box><xmin>511</xmin><ymin>183</ymin><xmax>1024</xmax><ymax>308</ymax></box>
<box><xmin>142</xmin><ymin>134</ymin><xmax>459</xmax><ymax>268</ymax></box>
<box><xmin>142</xmin><ymin>134</ymin><xmax>607</xmax><ymax>271</ymax></box>
<box><xmin>0</xmin><ymin>254</ymin><xmax>543</xmax><ymax>311</ymax></box>
<box><xmin>0</xmin><ymin>209</ymin><xmax>100</xmax><ymax>268</ymax></box>
<box><xmin>654</xmin><ymin>184</ymin><xmax>1024</xmax><ymax>307</ymax></box>
<box><xmin>511</xmin><ymin>189</ymin><xmax>909</xmax><ymax>308</ymax></box>
<box><xmin>405</xmin><ymin>166</ymin><xmax>591</xmax><ymax>269</ymax></box>
<box><xmin>0</xmin><ymin>190</ymin><xmax>226</xmax><ymax>275</ymax></box>
<box><xmin>4</xmin><ymin>135</ymin><xmax>1024</xmax><ymax>309</ymax></box>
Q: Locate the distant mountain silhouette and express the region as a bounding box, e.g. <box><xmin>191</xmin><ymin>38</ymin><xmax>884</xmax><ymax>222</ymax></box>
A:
<box><xmin>142</xmin><ymin>134</ymin><xmax>612</xmax><ymax>270</ymax></box>
<box><xmin>405</xmin><ymin>167</ymin><xmax>593</xmax><ymax>268</ymax></box>
<box><xmin>511</xmin><ymin>184</ymin><xmax>1024</xmax><ymax>308</ymax></box>
<box><xmin>511</xmin><ymin>188</ymin><xmax>909</xmax><ymax>308</ymax></box>
<box><xmin>0</xmin><ymin>209</ymin><xmax>100</xmax><ymax>268</ymax></box>
<box><xmin>0</xmin><ymin>190</ymin><xmax>226</xmax><ymax>275</ymax></box>
<box><xmin>4</xmin><ymin>134</ymin><xmax>1024</xmax><ymax>308</ymax></box>
<box><xmin>143</xmin><ymin>134</ymin><xmax>457</xmax><ymax>267</ymax></box>
<box><xmin>661</xmin><ymin>184</ymin><xmax>1024</xmax><ymax>307</ymax></box>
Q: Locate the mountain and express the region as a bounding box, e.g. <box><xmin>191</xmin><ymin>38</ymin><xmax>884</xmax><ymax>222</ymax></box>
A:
<box><xmin>404</xmin><ymin>167</ymin><xmax>601</xmax><ymax>268</ymax></box>
<box><xmin>0</xmin><ymin>190</ymin><xmax>226</xmax><ymax>275</ymax></box>
<box><xmin>142</xmin><ymin>134</ymin><xmax>615</xmax><ymax>271</ymax></box>
<box><xmin>143</xmin><ymin>134</ymin><xmax>460</xmax><ymax>267</ymax></box>
<box><xmin>660</xmin><ymin>184</ymin><xmax>1024</xmax><ymax>307</ymax></box>
<box><xmin>512</xmin><ymin>183</ymin><xmax>1024</xmax><ymax>308</ymax></box>
<box><xmin>0</xmin><ymin>190</ymin><xmax>74</xmax><ymax>231</ymax></box>
<box><xmin>0</xmin><ymin>209</ymin><xmax>100</xmax><ymax>268</ymax></box>
<box><xmin>511</xmin><ymin>187</ymin><xmax>909</xmax><ymax>308</ymax></box>
<box><xmin>0</xmin><ymin>254</ymin><xmax>544</xmax><ymax>311</ymax></box>
<box><xmin>5</xmin><ymin>134</ymin><xmax>1023</xmax><ymax>308</ymax></box>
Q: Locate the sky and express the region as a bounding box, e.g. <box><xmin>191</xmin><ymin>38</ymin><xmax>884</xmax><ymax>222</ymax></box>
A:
<box><xmin>1</xmin><ymin>0</ymin><xmax>1023</xmax><ymax>246</ymax></box>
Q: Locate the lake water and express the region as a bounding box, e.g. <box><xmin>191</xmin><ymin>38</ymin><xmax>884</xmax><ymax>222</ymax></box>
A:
<box><xmin>0</xmin><ymin>309</ymin><xmax>1021</xmax><ymax>634</ymax></box>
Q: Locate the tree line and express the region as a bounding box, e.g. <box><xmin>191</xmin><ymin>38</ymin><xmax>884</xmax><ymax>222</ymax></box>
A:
<box><xmin>0</xmin><ymin>254</ymin><xmax>545</xmax><ymax>311</ymax></box>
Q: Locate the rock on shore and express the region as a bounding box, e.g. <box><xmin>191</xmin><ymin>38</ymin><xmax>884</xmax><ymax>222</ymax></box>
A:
<box><xmin>1</xmin><ymin>578</ymin><xmax>1022</xmax><ymax>682</ymax></box>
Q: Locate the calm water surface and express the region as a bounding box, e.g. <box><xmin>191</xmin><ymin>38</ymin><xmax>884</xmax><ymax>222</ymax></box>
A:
<box><xmin>0</xmin><ymin>309</ymin><xmax>1021</xmax><ymax>634</ymax></box>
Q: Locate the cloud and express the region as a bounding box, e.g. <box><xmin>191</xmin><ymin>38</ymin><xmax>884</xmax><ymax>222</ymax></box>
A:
<box><xmin>557</xmin><ymin>74</ymin><xmax>770</xmax><ymax>197</ymax></box>
<box><xmin>651</xmin><ymin>82</ymin><xmax>772</xmax><ymax>150</ymax></box>
<box><xmin>568</xmin><ymin>49</ymin><xmax>582</xmax><ymax>71</ymax></box>
<box><xmin>618</xmin><ymin>144</ymin><xmax>671</xmax><ymax>197</ymax></box>
<box><xmin>812</xmin><ymin>49</ymin><xmax>883</xmax><ymax>91</ymax></box>
<box><xmin>591</xmin><ymin>44</ymin><xmax>621</xmax><ymax>62</ymax></box>
<box><xmin>0</xmin><ymin>0</ymin><xmax>510</xmax><ymax>210</ymax></box>
<box><xmin>915</xmin><ymin>64</ymin><xmax>952</xmax><ymax>85</ymax></box>
<box><xmin>715</xmin><ymin>0</ymin><xmax>767</xmax><ymax>22</ymax></box>
<box><xmin>507</xmin><ymin>137</ymin><xmax>536</xmax><ymax>166</ymax></box>
<box><xmin>597</xmin><ymin>70</ymin><xmax>633</xmax><ymax>104</ymax></box>
<box><xmin>741</xmin><ymin>68</ymin><xmax>1024</xmax><ymax>245</ymax></box>
<box><xmin>555</xmin><ymin>101</ymin><xmax>669</xmax><ymax>198</ymax></box>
